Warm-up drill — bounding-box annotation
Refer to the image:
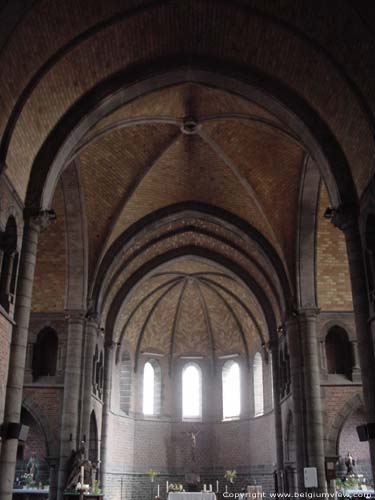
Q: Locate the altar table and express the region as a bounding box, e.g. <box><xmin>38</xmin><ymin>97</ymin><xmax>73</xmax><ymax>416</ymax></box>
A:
<box><xmin>168</xmin><ymin>493</ymin><xmax>216</xmax><ymax>500</ymax></box>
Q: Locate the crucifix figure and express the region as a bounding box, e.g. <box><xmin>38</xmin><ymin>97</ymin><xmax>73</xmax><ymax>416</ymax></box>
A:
<box><xmin>184</xmin><ymin>430</ymin><xmax>201</xmax><ymax>463</ymax></box>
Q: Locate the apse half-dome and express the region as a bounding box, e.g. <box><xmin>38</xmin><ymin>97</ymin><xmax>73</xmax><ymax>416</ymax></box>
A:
<box><xmin>117</xmin><ymin>257</ymin><xmax>267</xmax><ymax>368</ymax></box>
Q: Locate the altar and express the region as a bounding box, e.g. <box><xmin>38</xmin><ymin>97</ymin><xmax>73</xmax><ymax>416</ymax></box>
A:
<box><xmin>168</xmin><ymin>494</ymin><xmax>216</xmax><ymax>500</ymax></box>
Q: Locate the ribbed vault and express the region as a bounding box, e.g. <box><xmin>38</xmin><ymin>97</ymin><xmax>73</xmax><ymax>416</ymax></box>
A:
<box><xmin>115</xmin><ymin>257</ymin><xmax>267</xmax><ymax>372</ymax></box>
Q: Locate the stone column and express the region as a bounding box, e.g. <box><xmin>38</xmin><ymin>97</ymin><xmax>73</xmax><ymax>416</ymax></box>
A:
<box><xmin>81</xmin><ymin>313</ymin><xmax>98</xmax><ymax>455</ymax></box>
<box><xmin>351</xmin><ymin>340</ymin><xmax>361</xmax><ymax>382</ymax></box>
<box><xmin>270</xmin><ymin>340</ymin><xmax>285</xmax><ymax>491</ymax></box>
<box><xmin>0</xmin><ymin>210</ymin><xmax>54</xmax><ymax>500</ymax></box>
<box><xmin>327</xmin><ymin>205</ymin><xmax>375</xmax><ymax>481</ymax></box>
<box><xmin>299</xmin><ymin>308</ymin><xmax>327</xmax><ymax>492</ymax></box>
<box><xmin>100</xmin><ymin>342</ymin><xmax>114</xmax><ymax>491</ymax></box>
<box><xmin>57</xmin><ymin>310</ymin><xmax>85</xmax><ymax>500</ymax></box>
<box><xmin>286</xmin><ymin>318</ymin><xmax>307</xmax><ymax>492</ymax></box>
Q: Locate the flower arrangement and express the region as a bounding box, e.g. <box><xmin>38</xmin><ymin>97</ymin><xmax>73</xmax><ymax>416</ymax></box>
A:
<box><xmin>168</xmin><ymin>483</ymin><xmax>184</xmax><ymax>492</ymax></box>
<box><xmin>225</xmin><ymin>470</ymin><xmax>237</xmax><ymax>484</ymax></box>
<box><xmin>91</xmin><ymin>479</ymin><xmax>101</xmax><ymax>494</ymax></box>
<box><xmin>147</xmin><ymin>469</ymin><xmax>159</xmax><ymax>483</ymax></box>
<box><xmin>23</xmin><ymin>473</ymin><xmax>35</xmax><ymax>488</ymax></box>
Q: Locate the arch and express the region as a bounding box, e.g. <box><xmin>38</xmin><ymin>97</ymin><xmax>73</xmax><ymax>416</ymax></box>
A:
<box><xmin>222</xmin><ymin>360</ymin><xmax>241</xmax><ymax>419</ymax></box>
<box><xmin>365</xmin><ymin>213</ymin><xmax>375</xmax><ymax>313</ymax></box>
<box><xmin>0</xmin><ymin>215</ymin><xmax>18</xmax><ymax>312</ymax></box>
<box><xmin>296</xmin><ymin>156</ymin><xmax>321</xmax><ymax>309</ymax></box>
<box><xmin>21</xmin><ymin>63</ymin><xmax>359</xmax><ymax>216</ymax></box>
<box><xmin>93</xmin><ymin>203</ymin><xmax>290</xmax><ymax>316</ymax></box>
<box><xmin>106</xmin><ymin>246</ymin><xmax>278</xmax><ymax>369</ymax></box>
<box><xmin>60</xmin><ymin>162</ymin><xmax>88</xmax><ymax>311</ymax></box>
<box><xmin>325</xmin><ymin>326</ymin><xmax>353</xmax><ymax>379</ymax></box>
<box><xmin>21</xmin><ymin>394</ymin><xmax>58</xmax><ymax>458</ymax></box>
<box><xmin>326</xmin><ymin>393</ymin><xmax>364</xmax><ymax>456</ymax></box>
<box><xmin>182</xmin><ymin>362</ymin><xmax>202</xmax><ymax>420</ymax></box>
<box><xmin>119</xmin><ymin>351</ymin><xmax>132</xmax><ymax>415</ymax></box>
<box><xmin>253</xmin><ymin>352</ymin><xmax>264</xmax><ymax>417</ymax></box>
<box><xmin>31</xmin><ymin>327</ymin><xmax>58</xmax><ymax>380</ymax></box>
<box><xmin>88</xmin><ymin>411</ymin><xmax>98</xmax><ymax>464</ymax></box>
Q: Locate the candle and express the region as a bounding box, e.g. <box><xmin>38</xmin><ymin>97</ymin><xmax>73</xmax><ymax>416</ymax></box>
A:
<box><xmin>216</xmin><ymin>481</ymin><xmax>219</xmax><ymax>493</ymax></box>
<box><xmin>204</xmin><ymin>484</ymin><xmax>207</xmax><ymax>492</ymax></box>
<box><xmin>225</xmin><ymin>485</ymin><xmax>228</xmax><ymax>493</ymax></box>
<box><xmin>80</xmin><ymin>465</ymin><xmax>84</xmax><ymax>484</ymax></box>
<box><xmin>166</xmin><ymin>481</ymin><xmax>169</xmax><ymax>492</ymax></box>
<box><xmin>209</xmin><ymin>484</ymin><xmax>212</xmax><ymax>492</ymax></box>
<box><xmin>158</xmin><ymin>484</ymin><xmax>160</xmax><ymax>496</ymax></box>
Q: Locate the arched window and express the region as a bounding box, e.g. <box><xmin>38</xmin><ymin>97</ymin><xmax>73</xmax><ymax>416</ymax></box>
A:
<box><xmin>253</xmin><ymin>352</ymin><xmax>264</xmax><ymax>416</ymax></box>
<box><xmin>325</xmin><ymin>326</ymin><xmax>353</xmax><ymax>379</ymax></box>
<box><xmin>0</xmin><ymin>216</ymin><xmax>18</xmax><ymax>312</ymax></box>
<box><xmin>120</xmin><ymin>352</ymin><xmax>132</xmax><ymax>414</ymax></box>
<box><xmin>89</xmin><ymin>411</ymin><xmax>98</xmax><ymax>464</ymax></box>
<box><xmin>32</xmin><ymin>327</ymin><xmax>58</xmax><ymax>380</ymax></box>
<box><xmin>143</xmin><ymin>362</ymin><xmax>155</xmax><ymax>415</ymax></box>
<box><xmin>92</xmin><ymin>346</ymin><xmax>98</xmax><ymax>392</ymax></box>
<box><xmin>96</xmin><ymin>351</ymin><xmax>104</xmax><ymax>399</ymax></box>
<box><xmin>142</xmin><ymin>359</ymin><xmax>162</xmax><ymax>416</ymax></box>
<box><xmin>222</xmin><ymin>360</ymin><xmax>241</xmax><ymax>419</ymax></box>
<box><xmin>182</xmin><ymin>363</ymin><xmax>202</xmax><ymax>419</ymax></box>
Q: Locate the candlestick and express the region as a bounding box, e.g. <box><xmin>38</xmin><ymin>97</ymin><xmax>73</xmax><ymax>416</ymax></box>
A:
<box><xmin>225</xmin><ymin>485</ymin><xmax>228</xmax><ymax>493</ymax></box>
<box><xmin>80</xmin><ymin>465</ymin><xmax>84</xmax><ymax>484</ymax></box>
<box><xmin>216</xmin><ymin>480</ymin><xmax>219</xmax><ymax>493</ymax></box>
<box><xmin>158</xmin><ymin>484</ymin><xmax>160</xmax><ymax>496</ymax></box>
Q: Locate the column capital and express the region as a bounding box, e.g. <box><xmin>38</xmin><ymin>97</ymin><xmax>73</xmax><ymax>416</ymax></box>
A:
<box><xmin>297</xmin><ymin>307</ymin><xmax>320</xmax><ymax>320</ymax></box>
<box><xmin>324</xmin><ymin>204</ymin><xmax>359</xmax><ymax>233</ymax></box>
<box><xmin>24</xmin><ymin>208</ymin><xmax>56</xmax><ymax>232</ymax></box>
<box><xmin>85</xmin><ymin>308</ymin><xmax>100</xmax><ymax>326</ymax></box>
<box><xmin>64</xmin><ymin>309</ymin><xmax>86</xmax><ymax>323</ymax></box>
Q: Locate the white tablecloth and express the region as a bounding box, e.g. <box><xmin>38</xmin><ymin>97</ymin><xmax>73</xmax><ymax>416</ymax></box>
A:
<box><xmin>168</xmin><ymin>494</ymin><xmax>216</xmax><ymax>500</ymax></box>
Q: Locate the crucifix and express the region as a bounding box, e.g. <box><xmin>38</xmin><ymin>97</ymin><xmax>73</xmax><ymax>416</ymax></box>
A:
<box><xmin>184</xmin><ymin>430</ymin><xmax>201</xmax><ymax>463</ymax></box>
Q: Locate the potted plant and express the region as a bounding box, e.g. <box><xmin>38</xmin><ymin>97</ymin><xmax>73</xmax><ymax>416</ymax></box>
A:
<box><xmin>92</xmin><ymin>479</ymin><xmax>101</xmax><ymax>494</ymax></box>
<box><xmin>224</xmin><ymin>470</ymin><xmax>237</xmax><ymax>492</ymax></box>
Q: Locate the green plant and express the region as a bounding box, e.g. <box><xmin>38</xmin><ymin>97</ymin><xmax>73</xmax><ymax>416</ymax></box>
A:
<box><xmin>147</xmin><ymin>469</ymin><xmax>159</xmax><ymax>483</ymax></box>
<box><xmin>225</xmin><ymin>470</ymin><xmax>237</xmax><ymax>484</ymax></box>
<box><xmin>92</xmin><ymin>479</ymin><xmax>101</xmax><ymax>494</ymax></box>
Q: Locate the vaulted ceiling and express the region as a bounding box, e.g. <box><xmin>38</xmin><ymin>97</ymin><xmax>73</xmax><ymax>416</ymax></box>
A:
<box><xmin>6</xmin><ymin>0</ymin><xmax>364</xmax><ymax>354</ymax></box>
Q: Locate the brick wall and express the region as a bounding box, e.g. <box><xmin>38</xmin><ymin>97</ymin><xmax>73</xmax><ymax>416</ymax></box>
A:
<box><xmin>0</xmin><ymin>313</ymin><xmax>12</xmax><ymax>424</ymax></box>
<box><xmin>32</xmin><ymin>181</ymin><xmax>66</xmax><ymax>312</ymax></box>
<box><xmin>338</xmin><ymin>407</ymin><xmax>371</xmax><ymax>480</ymax></box>
<box><xmin>316</xmin><ymin>185</ymin><xmax>353</xmax><ymax>311</ymax></box>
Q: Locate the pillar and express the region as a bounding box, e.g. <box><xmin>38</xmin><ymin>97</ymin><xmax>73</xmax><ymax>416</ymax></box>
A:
<box><xmin>81</xmin><ymin>313</ymin><xmax>98</xmax><ymax>457</ymax></box>
<box><xmin>57</xmin><ymin>310</ymin><xmax>85</xmax><ymax>500</ymax></box>
<box><xmin>270</xmin><ymin>340</ymin><xmax>285</xmax><ymax>491</ymax></box>
<box><xmin>0</xmin><ymin>210</ymin><xmax>53</xmax><ymax>500</ymax></box>
<box><xmin>286</xmin><ymin>318</ymin><xmax>307</xmax><ymax>492</ymax></box>
<box><xmin>327</xmin><ymin>204</ymin><xmax>375</xmax><ymax>481</ymax></box>
<box><xmin>298</xmin><ymin>308</ymin><xmax>327</xmax><ymax>492</ymax></box>
<box><xmin>100</xmin><ymin>342</ymin><xmax>114</xmax><ymax>492</ymax></box>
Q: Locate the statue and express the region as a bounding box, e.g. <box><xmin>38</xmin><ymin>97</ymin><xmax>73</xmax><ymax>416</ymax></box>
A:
<box><xmin>26</xmin><ymin>452</ymin><xmax>39</xmax><ymax>482</ymax></box>
<box><xmin>345</xmin><ymin>452</ymin><xmax>355</xmax><ymax>475</ymax></box>
<box><xmin>184</xmin><ymin>431</ymin><xmax>201</xmax><ymax>463</ymax></box>
<box><xmin>65</xmin><ymin>446</ymin><xmax>92</xmax><ymax>490</ymax></box>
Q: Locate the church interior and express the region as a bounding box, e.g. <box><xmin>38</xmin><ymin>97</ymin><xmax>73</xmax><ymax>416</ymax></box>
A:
<box><xmin>0</xmin><ymin>1</ymin><xmax>375</xmax><ymax>499</ymax></box>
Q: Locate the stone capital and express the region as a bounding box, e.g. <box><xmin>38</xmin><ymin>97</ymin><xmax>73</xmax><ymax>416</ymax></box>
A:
<box><xmin>85</xmin><ymin>308</ymin><xmax>99</xmax><ymax>325</ymax></box>
<box><xmin>24</xmin><ymin>208</ymin><xmax>56</xmax><ymax>232</ymax></box>
<box><xmin>64</xmin><ymin>309</ymin><xmax>86</xmax><ymax>323</ymax></box>
<box><xmin>324</xmin><ymin>204</ymin><xmax>359</xmax><ymax>233</ymax></box>
<box><xmin>297</xmin><ymin>307</ymin><xmax>320</xmax><ymax>320</ymax></box>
